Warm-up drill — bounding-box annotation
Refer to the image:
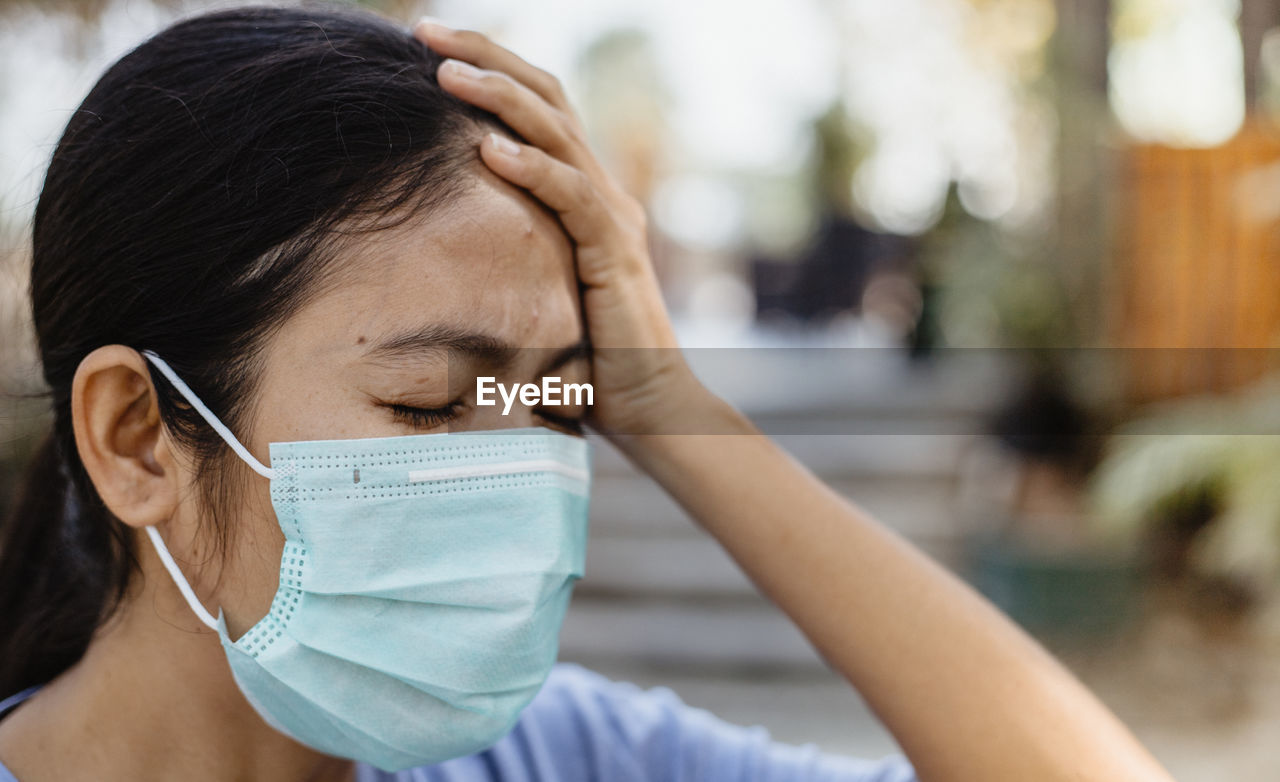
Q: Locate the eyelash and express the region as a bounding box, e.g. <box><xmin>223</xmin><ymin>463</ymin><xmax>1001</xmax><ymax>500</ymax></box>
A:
<box><xmin>384</xmin><ymin>402</ymin><xmax>463</xmax><ymax>430</ymax></box>
<box><xmin>539</xmin><ymin>409</ymin><xmax>586</xmax><ymax>436</ymax></box>
<box><xmin>383</xmin><ymin>401</ymin><xmax>585</xmax><ymax>436</ymax></box>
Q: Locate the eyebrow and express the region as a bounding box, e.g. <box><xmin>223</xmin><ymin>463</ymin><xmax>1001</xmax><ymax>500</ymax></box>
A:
<box><xmin>539</xmin><ymin>338</ymin><xmax>591</xmax><ymax>376</ymax></box>
<box><xmin>364</xmin><ymin>323</ymin><xmax>589</xmax><ymax>375</ymax></box>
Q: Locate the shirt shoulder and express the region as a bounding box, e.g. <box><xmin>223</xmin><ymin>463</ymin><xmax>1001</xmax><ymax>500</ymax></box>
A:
<box><xmin>0</xmin><ymin>686</ymin><xmax>40</xmax><ymax>782</ymax></box>
<box><xmin>0</xmin><ymin>688</ymin><xmax>37</xmax><ymax>723</ymax></box>
<box><xmin>397</xmin><ymin>662</ymin><xmax>918</xmax><ymax>782</ymax></box>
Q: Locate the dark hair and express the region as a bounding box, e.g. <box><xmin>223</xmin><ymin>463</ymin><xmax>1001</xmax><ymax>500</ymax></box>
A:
<box><xmin>0</xmin><ymin>2</ymin><xmax>508</xmax><ymax>696</ymax></box>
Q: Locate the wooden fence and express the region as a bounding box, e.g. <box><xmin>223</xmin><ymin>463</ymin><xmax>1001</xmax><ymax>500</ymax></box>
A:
<box><xmin>1110</xmin><ymin>120</ymin><xmax>1280</xmax><ymax>403</ymax></box>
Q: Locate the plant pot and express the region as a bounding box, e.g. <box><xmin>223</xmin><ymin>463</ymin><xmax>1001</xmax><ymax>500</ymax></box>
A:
<box><xmin>964</xmin><ymin>525</ymin><xmax>1149</xmax><ymax>638</ymax></box>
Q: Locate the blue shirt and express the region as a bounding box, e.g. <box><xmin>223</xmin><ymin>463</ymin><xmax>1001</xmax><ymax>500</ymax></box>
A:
<box><xmin>0</xmin><ymin>662</ymin><xmax>917</xmax><ymax>781</ymax></box>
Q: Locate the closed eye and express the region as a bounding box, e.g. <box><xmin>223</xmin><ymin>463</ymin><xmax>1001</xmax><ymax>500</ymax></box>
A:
<box><xmin>381</xmin><ymin>401</ymin><xmax>464</xmax><ymax>430</ymax></box>
<box><xmin>537</xmin><ymin>409</ymin><xmax>585</xmax><ymax>436</ymax></box>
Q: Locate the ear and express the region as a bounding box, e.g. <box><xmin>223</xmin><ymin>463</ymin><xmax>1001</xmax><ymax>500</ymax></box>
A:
<box><xmin>71</xmin><ymin>345</ymin><xmax>181</xmax><ymax>529</ymax></box>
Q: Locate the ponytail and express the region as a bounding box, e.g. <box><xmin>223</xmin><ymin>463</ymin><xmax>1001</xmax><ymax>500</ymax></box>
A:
<box><xmin>0</xmin><ymin>429</ymin><xmax>131</xmax><ymax>696</ymax></box>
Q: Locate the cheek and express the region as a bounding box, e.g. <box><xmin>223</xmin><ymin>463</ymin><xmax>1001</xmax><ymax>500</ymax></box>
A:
<box><xmin>213</xmin><ymin>470</ymin><xmax>286</xmax><ymax>640</ymax></box>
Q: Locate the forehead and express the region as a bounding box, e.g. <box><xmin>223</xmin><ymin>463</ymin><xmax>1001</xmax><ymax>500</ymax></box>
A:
<box><xmin>274</xmin><ymin>164</ymin><xmax>581</xmax><ymax>365</ymax></box>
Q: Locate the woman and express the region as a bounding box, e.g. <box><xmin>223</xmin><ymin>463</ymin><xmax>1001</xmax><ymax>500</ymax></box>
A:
<box><xmin>0</xmin><ymin>4</ymin><xmax>1175</xmax><ymax>781</ymax></box>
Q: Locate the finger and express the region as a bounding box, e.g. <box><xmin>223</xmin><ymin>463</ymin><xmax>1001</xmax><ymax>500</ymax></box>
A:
<box><xmin>414</xmin><ymin>21</ymin><xmax>637</xmax><ymax>224</ymax></box>
<box><xmin>413</xmin><ymin>19</ymin><xmax>572</xmax><ymax>115</ymax></box>
<box><xmin>478</xmin><ymin>132</ymin><xmax>643</xmax><ymax>280</ymax></box>
<box><xmin>436</xmin><ymin>59</ymin><xmax>599</xmax><ymax>176</ymax></box>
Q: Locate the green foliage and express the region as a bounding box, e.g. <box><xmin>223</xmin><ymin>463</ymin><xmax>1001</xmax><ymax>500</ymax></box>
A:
<box><xmin>920</xmin><ymin>186</ymin><xmax>1076</xmax><ymax>350</ymax></box>
<box><xmin>1087</xmin><ymin>373</ymin><xmax>1280</xmax><ymax>589</ymax></box>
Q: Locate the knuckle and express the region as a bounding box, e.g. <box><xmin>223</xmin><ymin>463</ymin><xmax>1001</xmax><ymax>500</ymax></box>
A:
<box><xmin>613</xmin><ymin>190</ymin><xmax>648</xmax><ymax>229</ymax></box>
<box><xmin>554</xmin><ymin>110</ymin><xmax>587</xmax><ymax>145</ymax></box>
<box><xmin>603</xmin><ymin>202</ymin><xmax>648</xmax><ymax>252</ymax></box>
<box><xmin>571</xmin><ymin>168</ymin><xmax>597</xmax><ymax>203</ymax></box>
<box><xmin>626</xmin><ymin>221</ymin><xmax>650</xmax><ymax>252</ymax></box>
<box><xmin>617</xmin><ymin>246</ymin><xmax>649</xmax><ymax>275</ymax></box>
<box><xmin>631</xmin><ymin>208</ymin><xmax>649</xmax><ymax>236</ymax></box>
<box><xmin>539</xmin><ymin>71</ymin><xmax>566</xmax><ymax>98</ymax></box>
<box><xmin>624</xmin><ymin>194</ymin><xmax>647</xmax><ymax>223</ymax></box>
<box><xmin>451</xmin><ymin>28</ymin><xmax>488</xmax><ymax>48</ymax></box>
<box><xmin>565</xmin><ymin>116</ymin><xmax>590</xmax><ymax>146</ymax></box>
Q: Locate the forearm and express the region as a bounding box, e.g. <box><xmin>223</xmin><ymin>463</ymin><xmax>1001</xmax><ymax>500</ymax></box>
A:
<box><xmin>610</xmin><ymin>391</ymin><xmax>1175</xmax><ymax>782</ymax></box>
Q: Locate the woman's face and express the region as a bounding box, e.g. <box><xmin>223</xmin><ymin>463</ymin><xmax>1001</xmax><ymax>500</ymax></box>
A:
<box><xmin>205</xmin><ymin>161</ymin><xmax>587</xmax><ymax>638</ymax></box>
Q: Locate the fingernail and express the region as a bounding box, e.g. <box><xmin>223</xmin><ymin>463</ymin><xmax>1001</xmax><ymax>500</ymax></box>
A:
<box><xmin>415</xmin><ymin>16</ymin><xmax>451</xmax><ymax>36</ymax></box>
<box><xmin>489</xmin><ymin>132</ymin><xmax>520</xmax><ymax>157</ymax></box>
<box><xmin>442</xmin><ymin>58</ymin><xmax>483</xmax><ymax>80</ymax></box>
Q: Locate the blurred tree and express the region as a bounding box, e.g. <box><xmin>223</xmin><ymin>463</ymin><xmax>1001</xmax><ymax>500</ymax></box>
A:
<box><xmin>1241</xmin><ymin>0</ymin><xmax>1280</xmax><ymax>112</ymax></box>
<box><xmin>577</xmin><ymin>28</ymin><xmax>672</xmax><ymax>208</ymax></box>
<box><xmin>1049</xmin><ymin>0</ymin><xmax>1112</xmax><ymax>344</ymax></box>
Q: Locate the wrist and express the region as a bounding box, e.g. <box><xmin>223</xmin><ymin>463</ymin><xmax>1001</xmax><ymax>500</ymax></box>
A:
<box><xmin>604</xmin><ymin>381</ymin><xmax>754</xmax><ymax>467</ymax></box>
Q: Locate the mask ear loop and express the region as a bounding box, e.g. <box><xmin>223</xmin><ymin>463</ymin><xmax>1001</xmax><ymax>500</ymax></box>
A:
<box><xmin>144</xmin><ymin>526</ymin><xmax>219</xmax><ymax>631</ymax></box>
<box><xmin>139</xmin><ymin>350</ymin><xmax>276</xmax><ymax>480</ymax></box>
<box><xmin>137</xmin><ymin>349</ymin><xmax>277</xmax><ymax>632</ymax></box>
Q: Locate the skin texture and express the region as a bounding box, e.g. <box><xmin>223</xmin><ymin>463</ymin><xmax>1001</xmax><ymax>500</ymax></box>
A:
<box><xmin>0</xmin><ymin>15</ymin><xmax>1178</xmax><ymax>782</ymax></box>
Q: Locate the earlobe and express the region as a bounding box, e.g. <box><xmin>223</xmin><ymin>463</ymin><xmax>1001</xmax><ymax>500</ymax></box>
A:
<box><xmin>71</xmin><ymin>345</ymin><xmax>181</xmax><ymax>530</ymax></box>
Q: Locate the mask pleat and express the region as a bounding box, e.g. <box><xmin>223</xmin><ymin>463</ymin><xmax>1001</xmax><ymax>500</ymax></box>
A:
<box><xmin>226</xmin><ymin>638</ymin><xmax>511</xmax><ymax>771</ymax></box>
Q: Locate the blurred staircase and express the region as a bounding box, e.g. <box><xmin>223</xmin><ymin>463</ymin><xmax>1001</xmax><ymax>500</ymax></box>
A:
<box><xmin>559</xmin><ymin>346</ymin><xmax>1014</xmax><ymax>672</ymax></box>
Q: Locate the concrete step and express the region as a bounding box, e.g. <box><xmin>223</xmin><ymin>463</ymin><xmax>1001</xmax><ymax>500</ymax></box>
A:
<box><xmin>680</xmin><ymin>340</ymin><xmax>1014</xmax><ymax>424</ymax></box>
<box><xmin>577</xmin><ymin>532</ymin><xmax>961</xmax><ymax>598</ymax></box>
<box><xmin>564</xmin><ymin>342</ymin><xmax>1009</xmax><ymax>669</ymax></box>
<box><xmin>587</xmin><ymin>474</ymin><xmax>962</xmax><ymax>539</ymax></box>
<box><xmin>590</xmin><ymin>432</ymin><xmax>980</xmax><ymax>481</ymax></box>
<box><xmin>560</xmin><ymin>595</ymin><xmax>824</xmax><ymax>669</ymax></box>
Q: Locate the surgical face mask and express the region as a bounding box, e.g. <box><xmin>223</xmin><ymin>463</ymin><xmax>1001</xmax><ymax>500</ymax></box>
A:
<box><xmin>138</xmin><ymin>350</ymin><xmax>591</xmax><ymax>771</ymax></box>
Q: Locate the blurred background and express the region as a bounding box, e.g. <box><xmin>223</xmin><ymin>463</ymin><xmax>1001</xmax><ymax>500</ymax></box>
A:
<box><xmin>5</xmin><ymin>0</ymin><xmax>1280</xmax><ymax>778</ymax></box>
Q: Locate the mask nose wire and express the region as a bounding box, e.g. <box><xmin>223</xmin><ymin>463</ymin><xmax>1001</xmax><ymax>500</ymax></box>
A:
<box><xmin>137</xmin><ymin>349</ymin><xmax>277</xmax><ymax>632</ymax></box>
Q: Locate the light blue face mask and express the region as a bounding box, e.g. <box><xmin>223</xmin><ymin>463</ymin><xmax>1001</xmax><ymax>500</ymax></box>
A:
<box><xmin>137</xmin><ymin>350</ymin><xmax>591</xmax><ymax>771</ymax></box>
